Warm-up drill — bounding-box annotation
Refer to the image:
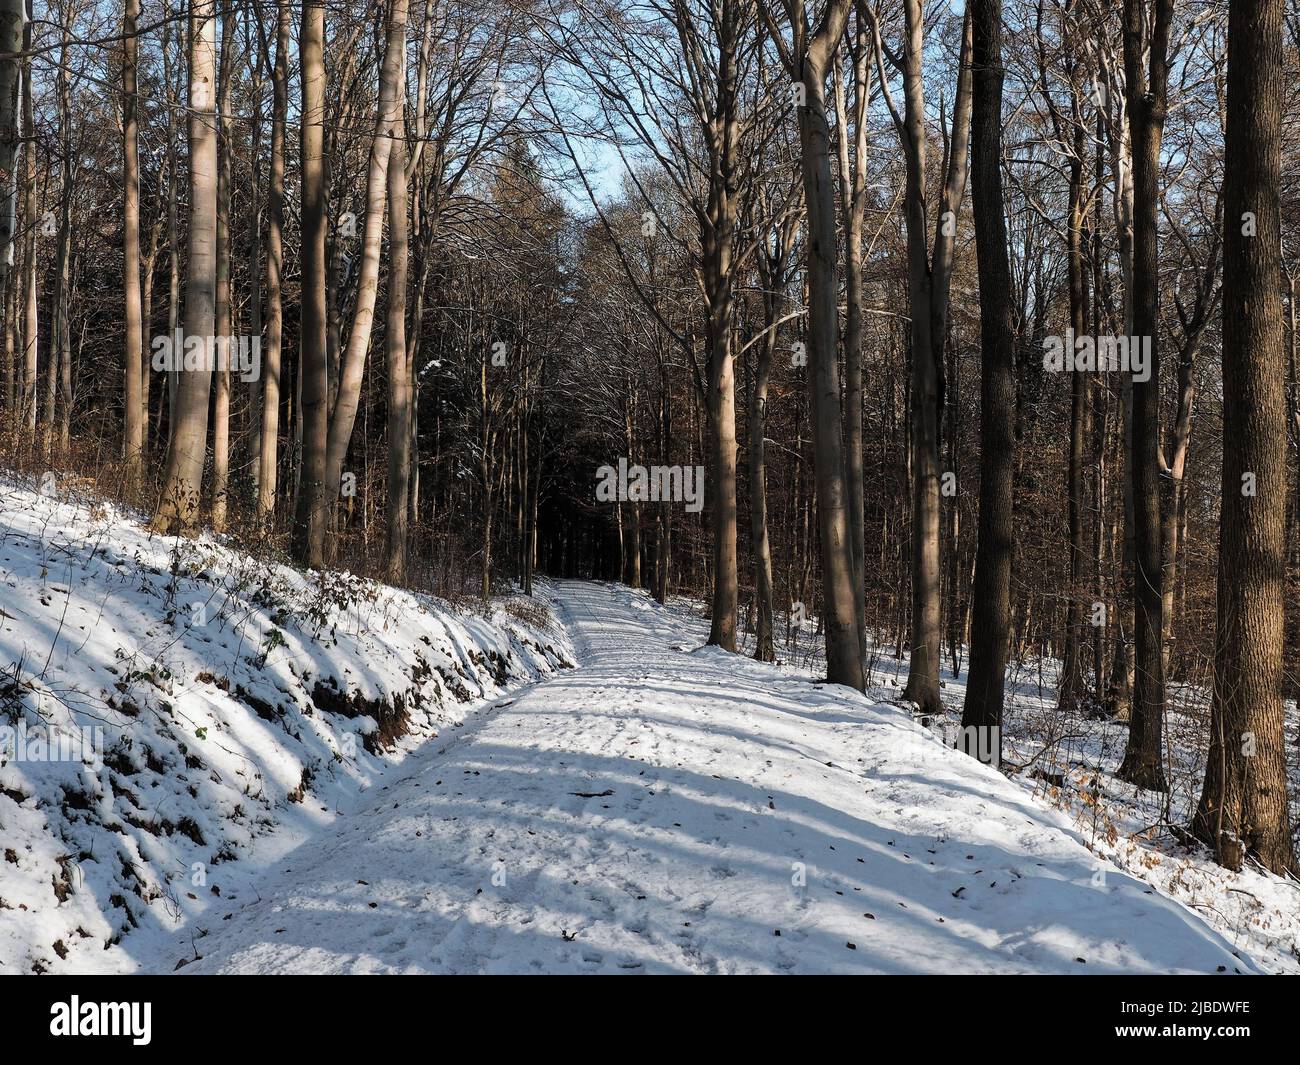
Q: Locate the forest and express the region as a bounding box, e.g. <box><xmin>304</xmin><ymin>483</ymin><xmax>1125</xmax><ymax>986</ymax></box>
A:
<box><xmin>0</xmin><ymin>0</ymin><xmax>1297</xmax><ymax>984</ymax></box>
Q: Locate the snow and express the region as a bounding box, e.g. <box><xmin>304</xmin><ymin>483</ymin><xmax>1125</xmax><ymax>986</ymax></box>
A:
<box><xmin>150</xmin><ymin>583</ymin><xmax>1254</xmax><ymax>974</ymax></box>
<box><xmin>699</xmin><ymin>603</ymin><xmax>1300</xmax><ymax>975</ymax></box>
<box><xmin>0</xmin><ymin>477</ymin><xmax>574</xmax><ymax>974</ymax></box>
<box><xmin>0</xmin><ymin>475</ymin><xmax>1283</xmax><ymax>974</ymax></box>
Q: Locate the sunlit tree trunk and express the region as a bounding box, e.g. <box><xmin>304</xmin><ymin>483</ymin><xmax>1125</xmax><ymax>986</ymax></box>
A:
<box><xmin>700</xmin><ymin>2</ymin><xmax>743</xmax><ymax>652</ymax></box>
<box><xmin>256</xmin><ymin>0</ymin><xmax>289</xmax><ymax>524</ymax></box>
<box><xmin>324</xmin><ymin>0</ymin><xmax>407</xmax><ymax>535</ymax></box>
<box><xmin>209</xmin><ymin>0</ymin><xmax>234</xmax><ymax>530</ymax></box>
<box><xmin>162</xmin><ymin>14</ymin><xmax>180</xmax><ymax>444</ymax></box>
<box><xmin>50</xmin><ymin>16</ymin><xmax>73</xmax><ymax>456</ymax></box>
<box><xmin>122</xmin><ymin>0</ymin><xmax>144</xmax><ymax>482</ymax></box>
<box><xmin>384</xmin><ymin>0</ymin><xmax>412</xmax><ymax>584</ymax></box>
<box><xmin>834</xmin><ymin>17</ymin><xmax>872</xmax><ymax>666</ymax></box>
<box><xmin>384</xmin><ymin>33</ymin><xmax>410</xmax><ymax>587</ymax></box>
<box><xmin>154</xmin><ymin>0</ymin><xmax>218</xmax><ymax>532</ymax></box>
<box><xmin>787</xmin><ymin>0</ymin><xmax>864</xmax><ymax>690</ymax></box>
<box><xmin>0</xmin><ymin>0</ymin><xmax>22</xmax><ymax>419</ymax></box>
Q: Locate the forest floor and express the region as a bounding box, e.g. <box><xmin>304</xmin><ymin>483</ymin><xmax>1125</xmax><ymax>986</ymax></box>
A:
<box><xmin>1</xmin><ymin>478</ymin><xmax>1295</xmax><ymax>974</ymax></box>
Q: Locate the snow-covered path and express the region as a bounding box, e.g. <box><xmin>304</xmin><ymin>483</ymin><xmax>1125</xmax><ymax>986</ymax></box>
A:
<box><xmin>152</xmin><ymin>581</ymin><xmax>1254</xmax><ymax>974</ymax></box>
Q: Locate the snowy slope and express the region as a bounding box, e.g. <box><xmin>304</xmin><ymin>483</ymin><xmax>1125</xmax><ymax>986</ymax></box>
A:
<box><xmin>148</xmin><ymin>581</ymin><xmax>1258</xmax><ymax>974</ymax></box>
<box><xmin>929</xmin><ymin>667</ymin><xmax>1300</xmax><ymax>976</ymax></box>
<box><xmin>0</xmin><ymin>477</ymin><xmax>574</xmax><ymax>974</ymax></box>
<box><xmin>714</xmin><ymin>601</ymin><xmax>1300</xmax><ymax>975</ymax></box>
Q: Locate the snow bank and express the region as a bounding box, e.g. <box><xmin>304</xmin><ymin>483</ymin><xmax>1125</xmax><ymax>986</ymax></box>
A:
<box><xmin>0</xmin><ymin>475</ymin><xmax>574</xmax><ymax>974</ymax></box>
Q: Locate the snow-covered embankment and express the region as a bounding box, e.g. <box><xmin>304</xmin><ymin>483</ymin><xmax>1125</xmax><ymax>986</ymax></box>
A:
<box><xmin>0</xmin><ymin>476</ymin><xmax>573</xmax><ymax>973</ymax></box>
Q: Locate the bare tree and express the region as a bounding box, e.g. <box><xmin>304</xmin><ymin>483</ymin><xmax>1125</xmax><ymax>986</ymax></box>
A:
<box><xmin>761</xmin><ymin>0</ymin><xmax>864</xmax><ymax>690</ymax></box>
<box><xmin>0</xmin><ymin>0</ymin><xmax>23</xmax><ymax>408</ymax></box>
<box><xmin>19</xmin><ymin>0</ymin><xmax>34</xmax><ymax>436</ymax></box>
<box><xmin>154</xmin><ymin>0</ymin><xmax>218</xmax><ymax>533</ymax></box>
<box><xmin>960</xmin><ymin>0</ymin><xmax>1014</xmax><ymax>764</ymax></box>
<box><xmin>321</xmin><ymin>0</ymin><xmax>410</xmax><ymax>561</ymax></box>
<box><xmin>748</xmin><ymin>196</ymin><xmax>797</xmax><ymax>662</ymax></box>
<box><xmin>210</xmin><ymin>0</ymin><xmax>235</xmax><ymax>530</ymax></box>
<box><xmin>868</xmin><ymin>0</ymin><xmax>973</xmax><ymax>713</ymax></box>
<box><xmin>1116</xmin><ymin>0</ymin><xmax>1174</xmax><ymax>791</ymax></box>
<box><xmin>255</xmin><ymin>0</ymin><xmax>289</xmax><ymax>524</ymax></box>
<box><xmin>385</xmin><ymin>0</ymin><xmax>412</xmax><ymax>583</ymax></box>
<box><xmin>121</xmin><ymin>0</ymin><xmax>143</xmax><ymax>483</ymax></box>
<box><xmin>1191</xmin><ymin>0</ymin><xmax>1297</xmax><ymax>876</ymax></box>
<box><xmin>293</xmin><ymin>0</ymin><xmax>329</xmax><ymax>566</ymax></box>
<box><xmin>833</xmin><ymin>6</ymin><xmax>873</xmax><ymax>664</ymax></box>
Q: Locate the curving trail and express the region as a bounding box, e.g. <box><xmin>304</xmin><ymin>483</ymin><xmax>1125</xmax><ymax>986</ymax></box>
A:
<box><xmin>153</xmin><ymin>581</ymin><xmax>1254</xmax><ymax>974</ymax></box>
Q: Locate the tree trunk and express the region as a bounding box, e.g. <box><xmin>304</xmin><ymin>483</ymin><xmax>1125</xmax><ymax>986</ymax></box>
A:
<box><xmin>835</xmin><ymin>19</ymin><xmax>871</xmax><ymax>666</ymax></box>
<box><xmin>50</xmin><ymin>16</ymin><xmax>73</xmax><ymax>457</ymax></box>
<box><xmin>656</xmin><ymin>357</ymin><xmax>671</xmax><ymax>603</ymax></box>
<box><xmin>257</xmin><ymin>0</ymin><xmax>289</xmax><ymax>524</ymax></box>
<box><xmin>3</xmin><ymin>270</ymin><xmax>14</xmax><ymax>415</ymax></box>
<box><xmin>0</xmin><ymin>0</ymin><xmax>24</xmax><ymax>416</ymax></box>
<box><xmin>1058</xmin><ymin>109</ymin><xmax>1089</xmax><ymax>713</ymax></box>
<box><xmin>140</xmin><ymin>226</ymin><xmax>158</xmax><ymax>452</ymax></box>
<box><xmin>19</xmin><ymin>0</ymin><xmax>33</xmax><ymax>437</ymax></box>
<box><xmin>703</xmin><ymin>18</ymin><xmax>741</xmax><ymax>652</ymax></box>
<box><xmin>624</xmin><ymin>389</ymin><xmax>642</xmax><ymax>588</ymax></box>
<box><xmin>162</xmin><ymin>16</ymin><xmax>180</xmax><ymax>444</ymax></box>
<box><xmin>960</xmin><ymin>0</ymin><xmax>1014</xmax><ymax>765</ymax></box>
<box><xmin>324</xmin><ymin>0</ymin><xmax>407</xmax><ymax>527</ymax></box>
<box><xmin>1191</xmin><ymin>0</ymin><xmax>1297</xmax><ymax>876</ymax></box>
<box><xmin>887</xmin><ymin>1</ymin><xmax>972</xmax><ymax>713</ymax></box>
<box><xmin>122</xmin><ymin>0</ymin><xmax>144</xmax><ymax>482</ymax></box>
<box><xmin>1116</xmin><ymin>0</ymin><xmax>1173</xmax><ymax>791</ymax></box>
<box><xmin>749</xmin><ymin>228</ymin><xmax>790</xmax><ymax>664</ymax></box>
<box><xmin>210</xmin><ymin>0</ymin><xmax>234</xmax><ymax>531</ymax></box>
<box><xmin>384</xmin><ymin>0</ymin><xmax>412</xmax><ymax>585</ymax></box>
<box><xmin>793</xmin><ymin>0</ymin><xmax>864</xmax><ymax>691</ymax></box>
<box><xmin>1160</xmin><ymin>342</ymin><xmax>1197</xmax><ymax>676</ymax></box>
<box><xmin>292</xmin><ymin>0</ymin><xmax>329</xmax><ymax>567</ymax></box>
<box><xmin>154</xmin><ymin>0</ymin><xmax>218</xmax><ymax>533</ymax></box>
